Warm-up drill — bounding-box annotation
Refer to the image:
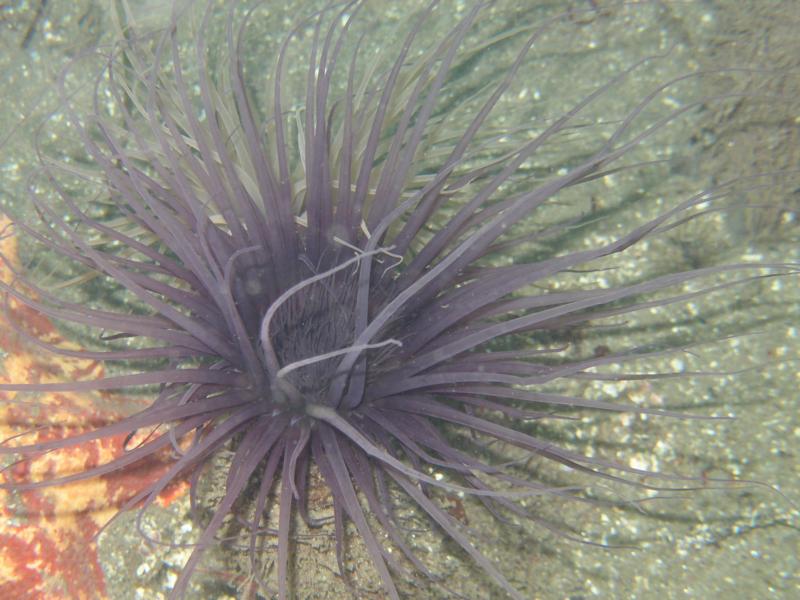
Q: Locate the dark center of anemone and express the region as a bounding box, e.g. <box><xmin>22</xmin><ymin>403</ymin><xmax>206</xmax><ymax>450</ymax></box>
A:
<box><xmin>235</xmin><ymin>249</ymin><xmax>398</xmax><ymax>413</ymax></box>
<box><xmin>272</xmin><ymin>287</ymin><xmax>354</xmax><ymax>399</ymax></box>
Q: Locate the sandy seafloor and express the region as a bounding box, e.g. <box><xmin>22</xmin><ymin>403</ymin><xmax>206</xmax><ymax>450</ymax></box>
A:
<box><xmin>1</xmin><ymin>1</ymin><xmax>798</xmax><ymax>599</ymax></box>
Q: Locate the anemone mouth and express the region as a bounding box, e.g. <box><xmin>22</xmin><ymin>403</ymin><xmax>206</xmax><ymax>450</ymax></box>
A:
<box><xmin>0</xmin><ymin>1</ymin><xmax>797</xmax><ymax>599</ymax></box>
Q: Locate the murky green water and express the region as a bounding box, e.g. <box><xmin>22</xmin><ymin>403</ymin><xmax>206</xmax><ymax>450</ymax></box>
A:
<box><xmin>1</xmin><ymin>2</ymin><xmax>797</xmax><ymax>599</ymax></box>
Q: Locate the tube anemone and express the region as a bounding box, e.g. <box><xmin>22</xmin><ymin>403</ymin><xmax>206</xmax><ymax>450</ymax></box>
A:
<box><xmin>0</xmin><ymin>1</ymin><xmax>797</xmax><ymax>599</ymax></box>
